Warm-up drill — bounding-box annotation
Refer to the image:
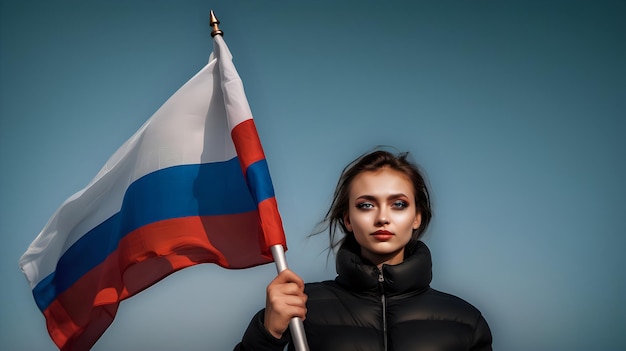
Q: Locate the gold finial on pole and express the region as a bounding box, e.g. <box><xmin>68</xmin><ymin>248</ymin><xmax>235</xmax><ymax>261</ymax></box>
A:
<box><xmin>210</xmin><ymin>10</ymin><xmax>224</xmax><ymax>37</ymax></box>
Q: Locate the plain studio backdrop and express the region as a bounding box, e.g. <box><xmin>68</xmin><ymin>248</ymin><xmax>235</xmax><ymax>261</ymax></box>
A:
<box><xmin>1</xmin><ymin>1</ymin><xmax>624</xmax><ymax>350</ymax></box>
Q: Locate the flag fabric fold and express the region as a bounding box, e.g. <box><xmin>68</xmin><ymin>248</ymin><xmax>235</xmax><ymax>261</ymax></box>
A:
<box><xmin>19</xmin><ymin>34</ymin><xmax>286</xmax><ymax>351</ymax></box>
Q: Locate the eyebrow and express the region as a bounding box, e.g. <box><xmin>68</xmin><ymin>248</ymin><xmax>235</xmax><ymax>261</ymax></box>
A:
<box><xmin>355</xmin><ymin>193</ymin><xmax>410</xmax><ymax>201</ymax></box>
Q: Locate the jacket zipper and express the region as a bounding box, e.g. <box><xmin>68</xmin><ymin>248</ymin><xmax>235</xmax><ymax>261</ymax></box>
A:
<box><xmin>378</xmin><ymin>269</ymin><xmax>388</xmax><ymax>351</ymax></box>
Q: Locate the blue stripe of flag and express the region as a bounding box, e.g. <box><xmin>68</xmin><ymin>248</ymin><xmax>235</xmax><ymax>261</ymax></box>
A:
<box><xmin>245</xmin><ymin>159</ymin><xmax>276</xmax><ymax>205</ymax></box>
<box><xmin>33</xmin><ymin>157</ymin><xmax>275</xmax><ymax>311</ymax></box>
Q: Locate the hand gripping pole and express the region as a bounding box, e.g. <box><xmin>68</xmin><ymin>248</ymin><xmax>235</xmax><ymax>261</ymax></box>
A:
<box><xmin>270</xmin><ymin>245</ymin><xmax>310</xmax><ymax>351</ymax></box>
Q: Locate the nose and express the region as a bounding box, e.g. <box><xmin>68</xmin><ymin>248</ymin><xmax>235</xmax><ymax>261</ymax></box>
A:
<box><xmin>376</xmin><ymin>208</ymin><xmax>390</xmax><ymax>226</ymax></box>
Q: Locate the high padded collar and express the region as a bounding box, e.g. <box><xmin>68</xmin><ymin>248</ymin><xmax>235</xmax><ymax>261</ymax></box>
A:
<box><xmin>335</xmin><ymin>241</ymin><xmax>433</xmax><ymax>295</ymax></box>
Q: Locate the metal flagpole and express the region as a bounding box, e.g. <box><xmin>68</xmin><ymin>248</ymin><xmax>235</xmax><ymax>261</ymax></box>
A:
<box><xmin>271</xmin><ymin>245</ymin><xmax>310</xmax><ymax>351</ymax></box>
<box><xmin>209</xmin><ymin>11</ymin><xmax>310</xmax><ymax>351</ymax></box>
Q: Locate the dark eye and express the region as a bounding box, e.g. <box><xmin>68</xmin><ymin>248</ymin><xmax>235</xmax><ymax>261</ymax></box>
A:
<box><xmin>356</xmin><ymin>202</ymin><xmax>374</xmax><ymax>209</ymax></box>
<box><xmin>392</xmin><ymin>200</ymin><xmax>409</xmax><ymax>209</ymax></box>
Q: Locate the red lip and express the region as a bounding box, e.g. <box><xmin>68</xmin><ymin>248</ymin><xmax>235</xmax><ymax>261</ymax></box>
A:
<box><xmin>371</xmin><ymin>230</ymin><xmax>394</xmax><ymax>241</ymax></box>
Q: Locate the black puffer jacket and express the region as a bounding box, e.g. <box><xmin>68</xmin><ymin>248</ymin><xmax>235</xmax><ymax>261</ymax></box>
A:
<box><xmin>234</xmin><ymin>241</ymin><xmax>492</xmax><ymax>351</ymax></box>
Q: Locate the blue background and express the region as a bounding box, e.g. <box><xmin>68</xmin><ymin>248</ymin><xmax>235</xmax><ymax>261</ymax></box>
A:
<box><xmin>1</xmin><ymin>1</ymin><xmax>624</xmax><ymax>350</ymax></box>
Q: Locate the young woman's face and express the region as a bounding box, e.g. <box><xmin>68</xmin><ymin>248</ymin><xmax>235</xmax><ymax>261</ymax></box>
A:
<box><xmin>344</xmin><ymin>167</ymin><xmax>422</xmax><ymax>267</ymax></box>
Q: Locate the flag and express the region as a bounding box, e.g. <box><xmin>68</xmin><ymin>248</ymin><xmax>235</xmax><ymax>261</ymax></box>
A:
<box><xmin>18</xmin><ymin>34</ymin><xmax>286</xmax><ymax>351</ymax></box>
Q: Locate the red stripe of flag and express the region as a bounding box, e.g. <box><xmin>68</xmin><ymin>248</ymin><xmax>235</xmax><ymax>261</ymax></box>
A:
<box><xmin>43</xmin><ymin>212</ymin><xmax>268</xmax><ymax>350</ymax></box>
<box><xmin>231</xmin><ymin>119</ymin><xmax>265</xmax><ymax>172</ymax></box>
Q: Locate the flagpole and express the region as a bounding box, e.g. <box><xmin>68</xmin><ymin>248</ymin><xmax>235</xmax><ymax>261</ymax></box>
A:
<box><xmin>210</xmin><ymin>11</ymin><xmax>310</xmax><ymax>351</ymax></box>
<box><xmin>271</xmin><ymin>245</ymin><xmax>310</xmax><ymax>351</ymax></box>
<box><xmin>209</xmin><ymin>10</ymin><xmax>224</xmax><ymax>37</ymax></box>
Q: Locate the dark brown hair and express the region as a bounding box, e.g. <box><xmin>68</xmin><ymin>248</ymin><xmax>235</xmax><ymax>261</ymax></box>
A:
<box><xmin>320</xmin><ymin>149</ymin><xmax>432</xmax><ymax>253</ymax></box>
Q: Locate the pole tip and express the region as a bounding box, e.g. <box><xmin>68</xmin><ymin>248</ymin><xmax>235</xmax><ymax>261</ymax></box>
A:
<box><xmin>209</xmin><ymin>10</ymin><xmax>224</xmax><ymax>37</ymax></box>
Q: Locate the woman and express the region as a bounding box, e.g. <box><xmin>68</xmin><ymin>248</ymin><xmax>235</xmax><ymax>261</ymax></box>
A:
<box><xmin>234</xmin><ymin>150</ymin><xmax>492</xmax><ymax>351</ymax></box>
